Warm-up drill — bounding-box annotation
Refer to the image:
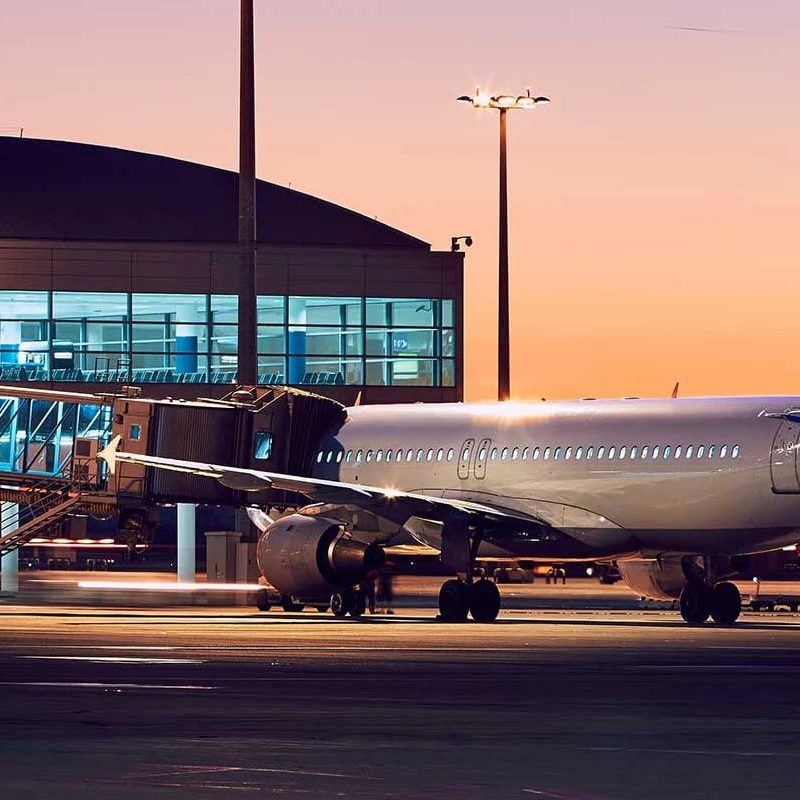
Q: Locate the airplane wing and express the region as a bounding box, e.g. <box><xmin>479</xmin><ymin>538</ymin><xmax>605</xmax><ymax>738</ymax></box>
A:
<box><xmin>97</xmin><ymin>436</ymin><xmax>515</xmax><ymax>524</ymax></box>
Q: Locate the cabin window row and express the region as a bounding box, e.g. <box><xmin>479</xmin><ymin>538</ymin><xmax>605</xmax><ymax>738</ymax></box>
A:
<box><xmin>317</xmin><ymin>443</ymin><xmax>742</xmax><ymax>465</ymax></box>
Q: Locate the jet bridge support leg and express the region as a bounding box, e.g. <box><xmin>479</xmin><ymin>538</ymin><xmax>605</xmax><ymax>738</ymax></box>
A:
<box><xmin>1</xmin><ymin>502</ymin><xmax>19</xmax><ymax>594</ymax></box>
<box><xmin>177</xmin><ymin>503</ymin><xmax>196</xmax><ymax>583</ymax></box>
<box><xmin>437</xmin><ymin>516</ymin><xmax>501</xmax><ymax>623</ymax></box>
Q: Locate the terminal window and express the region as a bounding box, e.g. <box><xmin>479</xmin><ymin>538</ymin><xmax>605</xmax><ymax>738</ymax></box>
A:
<box><xmin>0</xmin><ymin>291</ymin><xmax>456</xmax><ymax>389</ymax></box>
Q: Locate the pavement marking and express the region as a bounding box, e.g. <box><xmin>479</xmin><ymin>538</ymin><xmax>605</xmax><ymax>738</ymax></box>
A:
<box><xmin>0</xmin><ymin>681</ymin><xmax>216</xmax><ymax>690</ymax></box>
<box><xmin>582</xmin><ymin>746</ymin><xmax>780</xmax><ymax>757</ymax></box>
<box><xmin>135</xmin><ymin>764</ymin><xmax>367</xmax><ymax>780</ymax></box>
<box><xmin>18</xmin><ymin>655</ymin><xmax>205</xmax><ymax>664</ymax></box>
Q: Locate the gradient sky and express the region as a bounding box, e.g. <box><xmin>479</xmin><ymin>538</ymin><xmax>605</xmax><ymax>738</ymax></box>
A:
<box><xmin>2</xmin><ymin>1</ymin><xmax>799</xmax><ymax>400</ymax></box>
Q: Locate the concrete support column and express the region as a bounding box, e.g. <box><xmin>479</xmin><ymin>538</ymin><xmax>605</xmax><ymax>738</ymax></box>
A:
<box><xmin>177</xmin><ymin>503</ymin><xmax>196</xmax><ymax>583</ymax></box>
<box><xmin>1</xmin><ymin>502</ymin><xmax>19</xmax><ymax>593</ymax></box>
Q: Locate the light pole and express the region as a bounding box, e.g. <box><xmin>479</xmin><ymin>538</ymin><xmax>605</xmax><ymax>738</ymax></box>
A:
<box><xmin>457</xmin><ymin>89</ymin><xmax>549</xmax><ymax>401</ymax></box>
<box><xmin>238</xmin><ymin>0</ymin><xmax>257</xmax><ymax>387</ymax></box>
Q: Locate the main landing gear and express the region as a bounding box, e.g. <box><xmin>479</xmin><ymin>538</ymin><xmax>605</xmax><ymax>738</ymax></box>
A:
<box><xmin>330</xmin><ymin>587</ymin><xmax>367</xmax><ymax>618</ymax></box>
<box><xmin>438</xmin><ymin>577</ymin><xmax>501</xmax><ymax>622</ymax></box>
<box><xmin>679</xmin><ymin>580</ymin><xmax>741</xmax><ymax>625</ymax></box>
<box><xmin>436</xmin><ymin>516</ymin><xmax>502</xmax><ymax>623</ymax></box>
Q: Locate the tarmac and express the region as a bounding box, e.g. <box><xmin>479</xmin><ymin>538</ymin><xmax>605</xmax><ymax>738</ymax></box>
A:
<box><xmin>0</xmin><ymin>576</ymin><xmax>798</xmax><ymax>799</ymax></box>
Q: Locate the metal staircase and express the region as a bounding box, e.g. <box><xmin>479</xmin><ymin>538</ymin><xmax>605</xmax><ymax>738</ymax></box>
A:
<box><xmin>0</xmin><ymin>478</ymin><xmax>82</xmax><ymax>557</ymax></box>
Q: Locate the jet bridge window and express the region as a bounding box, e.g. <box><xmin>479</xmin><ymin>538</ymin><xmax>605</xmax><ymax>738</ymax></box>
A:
<box><xmin>254</xmin><ymin>430</ymin><xmax>274</xmax><ymax>460</ymax></box>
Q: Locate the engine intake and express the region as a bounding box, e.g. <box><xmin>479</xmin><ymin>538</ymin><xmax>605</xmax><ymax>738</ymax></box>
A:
<box><xmin>256</xmin><ymin>513</ymin><xmax>384</xmax><ymax>600</ymax></box>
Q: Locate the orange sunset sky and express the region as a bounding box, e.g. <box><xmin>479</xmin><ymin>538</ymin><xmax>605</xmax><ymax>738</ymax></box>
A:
<box><xmin>2</xmin><ymin>1</ymin><xmax>799</xmax><ymax>401</ymax></box>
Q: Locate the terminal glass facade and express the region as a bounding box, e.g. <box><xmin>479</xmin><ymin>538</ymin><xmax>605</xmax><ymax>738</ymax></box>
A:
<box><xmin>0</xmin><ymin>291</ymin><xmax>456</xmax><ymax>387</ymax></box>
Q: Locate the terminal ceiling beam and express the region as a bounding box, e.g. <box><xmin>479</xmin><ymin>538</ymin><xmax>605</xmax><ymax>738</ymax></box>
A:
<box><xmin>237</xmin><ymin>0</ymin><xmax>258</xmax><ymax>386</ymax></box>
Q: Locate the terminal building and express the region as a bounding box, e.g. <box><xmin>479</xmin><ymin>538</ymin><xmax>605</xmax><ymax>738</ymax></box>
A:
<box><xmin>0</xmin><ymin>137</ymin><xmax>463</xmax><ymax>406</ymax></box>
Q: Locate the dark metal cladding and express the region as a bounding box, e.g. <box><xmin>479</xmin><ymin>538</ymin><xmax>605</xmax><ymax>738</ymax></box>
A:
<box><xmin>148</xmin><ymin>403</ymin><xmax>240</xmax><ymax>504</ymax></box>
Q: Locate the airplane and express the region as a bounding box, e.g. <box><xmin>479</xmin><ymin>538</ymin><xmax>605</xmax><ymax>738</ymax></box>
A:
<box><xmin>98</xmin><ymin>395</ymin><xmax>800</xmax><ymax>625</ymax></box>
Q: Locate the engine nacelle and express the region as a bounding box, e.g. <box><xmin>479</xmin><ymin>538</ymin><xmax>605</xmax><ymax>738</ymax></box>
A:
<box><xmin>256</xmin><ymin>513</ymin><xmax>384</xmax><ymax>600</ymax></box>
<box><xmin>617</xmin><ymin>559</ymin><xmax>687</xmax><ymax>600</ymax></box>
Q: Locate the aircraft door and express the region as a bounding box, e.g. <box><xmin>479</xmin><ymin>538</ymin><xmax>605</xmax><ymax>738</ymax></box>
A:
<box><xmin>457</xmin><ymin>438</ymin><xmax>474</xmax><ymax>480</ymax></box>
<box><xmin>474</xmin><ymin>437</ymin><xmax>491</xmax><ymax>480</ymax></box>
<box><xmin>770</xmin><ymin>420</ymin><xmax>800</xmax><ymax>493</ymax></box>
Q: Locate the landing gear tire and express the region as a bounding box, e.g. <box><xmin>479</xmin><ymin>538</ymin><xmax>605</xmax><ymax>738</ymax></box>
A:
<box><xmin>679</xmin><ymin>583</ymin><xmax>712</xmax><ymax>624</ymax></box>
<box><xmin>330</xmin><ymin>592</ymin><xmax>349</xmax><ymax>618</ymax></box>
<box><xmin>710</xmin><ymin>581</ymin><xmax>741</xmax><ymax>625</ymax></box>
<box><xmin>438</xmin><ymin>579</ymin><xmax>470</xmax><ymax>622</ymax></box>
<box><xmin>255</xmin><ymin>589</ymin><xmax>271</xmax><ymax>612</ymax></box>
<box><xmin>280</xmin><ymin>595</ymin><xmax>305</xmax><ymax>613</ymax></box>
<box><xmin>350</xmin><ymin>590</ymin><xmax>367</xmax><ymax>618</ymax></box>
<box><xmin>469</xmin><ymin>579</ymin><xmax>501</xmax><ymax>623</ymax></box>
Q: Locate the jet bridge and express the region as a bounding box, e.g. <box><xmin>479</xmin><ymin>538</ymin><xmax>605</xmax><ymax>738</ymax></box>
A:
<box><xmin>0</xmin><ymin>383</ymin><xmax>346</xmax><ymax>563</ymax></box>
<box><xmin>108</xmin><ymin>385</ymin><xmax>347</xmax><ymax>509</ymax></box>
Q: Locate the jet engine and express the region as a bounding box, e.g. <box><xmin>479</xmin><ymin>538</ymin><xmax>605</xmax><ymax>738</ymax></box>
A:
<box><xmin>617</xmin><ymin>559</ymin><xmax>687</xmax><ymax>600</ymax></box>
<box><xmin>256</xmin><ymin>513</ymin><xmax>384</xmax><ymax>600</ymax></box>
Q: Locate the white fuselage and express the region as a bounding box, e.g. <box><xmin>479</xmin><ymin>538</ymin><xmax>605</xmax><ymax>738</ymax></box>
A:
<box><xmin>314</xmin><ymin>396</ymin><xmax>800</xmax><ymax>559</ymax></box>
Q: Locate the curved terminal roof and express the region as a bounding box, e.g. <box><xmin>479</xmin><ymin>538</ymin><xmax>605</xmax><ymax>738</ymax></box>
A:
<box><xmin>0</xmin><ymin>137</ymin><xmax>428</xmax><ymax>249</ymax></box>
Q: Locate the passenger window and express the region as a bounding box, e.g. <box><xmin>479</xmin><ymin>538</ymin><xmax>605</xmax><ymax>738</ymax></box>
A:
<box><xmin>447</xmin><ymin>448</ymin><xmax>455</xmax><ymax>461</ymax></box>
<box><xmin>356</xmin><ymin>449</ymin><xmax>363</xmax><ymax>463</ymax></box>
<box><xmin>336</xmin><ymin>451</ymin><xmax>343</xmax><ymax>463</ymax></box>
<box><xmin>575</xmin><ymin>447</ymin><xmax>583</xmax><ymax>460</ymax></box>
<box><xmin>417</xmin><ymin>449</ymin><xmax>424</xmax><ymax>462</ymax></box>
<box><xmin>501</xmin><ymin>447</ymin><xmax>509</xmax><ymax>461</ymax></box>
<box><xmin>346</xmin><ymin>450</ymin><xmax>353</xmax><ymax>463</ymax></box>
<box><xmin>732</xmin><ymin>445</ymin><xmax>740</xmax><ymax>458</ymax></box>
<box><xmin>608</xmin><ymin>446</ymin><xmax>616</xmax><ymax>459</ymax></box>
<box><xmin>641</xmin><ymin>445</ymin><xmax>649</xmax><ymax>459</ymax></box>
<box><xmin>436</xmin><ymin>448</ymin><xmax>444</xmax><ymax>462</ymax></box>
<box><xmin>663</xmin><ymin>446</ymin><xmax>671</xmax><ymax>458</ymax></box>
<box><xmin>376</xmin><ymin>450</ymin><xmax>383</xmax><ymax>462</ymax></box>
<box><xmin>326</xmin><ymin>451</ymin><xmax>334</xmax><ymax>463</ymax></box>
<box><xmin>586</xmin><ymin>446</ymin><xmax>594</xmax><ymax>459</ymax></box>
<box><xmin>674</xmin><ymin>446</ymin><xmax>681</xmax><ymax>459</ymax></box>
<box><xmin>316</xmin><ymin>451</ymin><xmax>323</xmax><ymax>463</ymax></box>
<box><xmin>543</xmin><ymin>447</ymin><xmax>551</xmax><ymax>460</ymax></box>
<box><xmin>511</xmin><ymin>447</ymin><xmax>519</xmax><ymax>460</ymax></box>
<box><xmin>685</xmin><ymin>446</ymin><xmax>693</xmax><ymax>458</ymax></box>
<box><xmin>386</xmin><ymin>449</ymin><xmax>393</xmax><ymax>463</ymax></box>
<box><xmin>619</xmin><ymin>446</ymin><xmax>626</xmax><ymax>459</ymax></box>
<box><xmin>720</xmin><ymin>445</ymin><xmax>728</xmax><ymax>458</ymax></box>
<box><xmin>426</xmin><ymin>448</ymin><xmax>434</xmax><ymax>462</ymax></box>
<box><xmin>597</xmin><ymin>446</ymin><xmax>605</xmax><ymax>460</ymax></box>
<box><xmin>463</xmin><ymin>447</ymin><xmax>471</xmax><ymax>462</ymax></box>
<box><xmin>697</xmin><ymin>445</ymin><xmax>705</xmax><ymax>458</ymax></box>
<box><xmin>490</xmin><ymin>447</ymin><xmax>499</xmax><ymax>461</ymax></box>
<box><xmin>478</xmin><ymin>447</ymin><xmax>487</xmax><ymax>461</ymax></box>
<box><xmin>366</xmin><ymin>449</ymin><xmax>373</xmax><ymax>462</ymax></box>
<box><xmin>709</xmin><ymin>445</ymin><xmax>716</xmax><ymax>458</ymax></box>
<box><xmin>521</xmin><ymin>447</ymin><xmax>530</xmax><ymax>460</ymax></box>
<box><xmin>630</xmin><ymin>446</ymin><xmax>637</xmax><ymax>459</ymax></box>
<box><xmin>533</xmin><ymin>447</ymin><xmax>541</xmax><ymax>460</ymax></box>
<box><xmin>565</xmin><ymin>447</ymin><xmax>572</xmax><ymax>459</ymax></box>
<box><xmin>652</xmin><ymin>446</ymin><xmax>660</xmax><ymax>458</ymax></box>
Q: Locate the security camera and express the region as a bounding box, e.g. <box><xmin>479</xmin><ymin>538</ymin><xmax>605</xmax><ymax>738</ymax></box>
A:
<box><xmin>451</xmin><ymin>235</ymin><xmax>474</xmax><ymax>252</ymax></box>
<box><xmin>464</xmin><ymin>236</ymin><xmax>473</xmax><ymax>247</ymax></box>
